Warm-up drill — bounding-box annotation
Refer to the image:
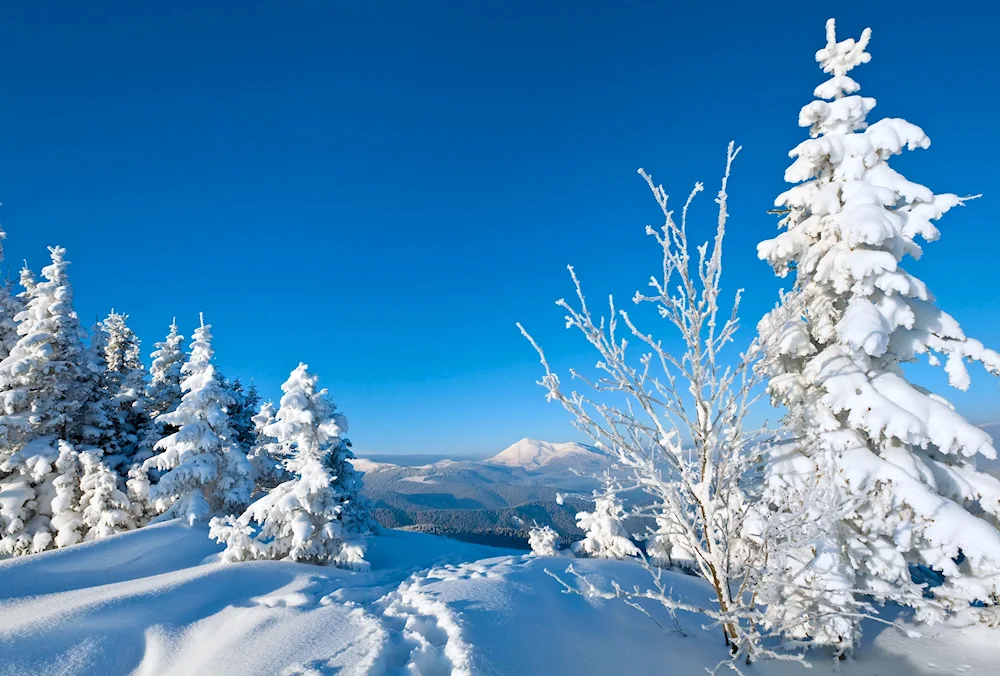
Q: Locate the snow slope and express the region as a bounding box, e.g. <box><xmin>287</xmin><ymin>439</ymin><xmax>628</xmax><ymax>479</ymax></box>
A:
<box><xmin>0</xmin><ymin>521</ymin><xmax>994</xmax><ymax>675</ymax></box>
<box><xmin>486</xmin><ymin>438</ymin><xmax>604</xmax><ymax>472</ymax></box>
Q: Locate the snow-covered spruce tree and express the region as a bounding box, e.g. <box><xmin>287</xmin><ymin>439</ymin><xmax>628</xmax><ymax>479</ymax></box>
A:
<box><xmin>144</xmin><ymin>320</ymin><xmax>185</xmax><ymax>425</ymax></box>
<box><xmin>246</xmin><ymin>381</ymin><xmax>260</xmax><ymax>409</ymax></box>
<box><xmin>45</xmin><ymin>440</ymin><xmax>85</xmax><ymax>548</ymax></box>
<box><xmin>78</xmin><ymin>450</ymin><xmax>136</xmax><ymax>540</ymax></box>
<box><xmin>139</xmin><ymin>316</ymin><xmax>252</xmax><ymax>524</ymax></box>
<box><xmin>646</xmin><ymin>508</ymin><xmax>699</xmax><ymax>570</ymax></box>
<box><xmin>0</xmin><ymin>439</ymin><xmax>82</xmax><ymax>555</ymax></box>
<box><xmin>210</xmin><ymin>363</ymin><xmax>375</xmax><ymax>568</ymax></box>
<box><xmin>0</xmin><ymin>227</ymin><xmax>23</xmax><ymax>361</ymax></box>
<box><xmin>757</xmin><ymin>19</ymin><xmax>1000</xmax><ymax>643</ymax></box>
<box><xmin>132</xmin><ymin>319</ymin><xmax>185</xmax><ymax>474</ymax></box>
<box><xmin>528</xmin><ymin>522</ymin><xmax>560</xmax><ymax>556</ymax></box>
<box><xmin>3</xmin><ymin>443</ymin><xmax>138</xmax><ymax>551</ymax></box>
<box><xmin>124</xmin><ymin>463</ymin><xmax>154</xmax><ymax>526</ymax></box>
<box><xmin>99</xmin><ymin>312</ymin><xmax>147</xmax><ymax>462</ymax></box>
<box><xmin>128</xmin><ymin>320</ymin><xmax>185</xmax><ymax>522</ymax></box>
<box><xmin>246</xmin><ymin>400</ymin><xmax>291</xmax><ymax>494</ymax></box>
<box><xmin>81</xmin><ymin>312</ymin><xmax>148</xmax><ymax>471</ymax></box>
<box><xmin>0</xmin><ymin>247</ymin><xmax>96</xmax><ymax>555</ymax></box>
<box><xmin>79</xmin><ymin>320</ymin><xmax>113</xmax><ymax>452</ymax></box>
<box><xmin>226</xmin><ymin>378</ymin><xmax>260</xmax><ymax>454</ymax></box>
<box><xmin>571</xmin><ymin>475</ymin><xmax>639</xmax><ymax>560</ymax></box>
<box><xmin>17</xmin><ymin>264</ymin><xmax>35</xmax><ymax>302</ymax></box>
<box><xmin>0</xmin><ymin>246</ymin><xmax>90</xmax><ymax>460</ymax></box>
<box><xmin>0</xmin><ymin>265</ymin><xmax>36</xmax><ymax>463</ymax></box>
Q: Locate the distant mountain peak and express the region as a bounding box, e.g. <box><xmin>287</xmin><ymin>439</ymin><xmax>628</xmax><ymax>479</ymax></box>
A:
<box><xmin>487</xmin><ymin>438</ymin><xmax>601</xmax><ymax>471</ymax></box>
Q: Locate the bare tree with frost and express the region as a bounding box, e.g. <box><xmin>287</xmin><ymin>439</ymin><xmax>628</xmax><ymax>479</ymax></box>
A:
<box><xmin>519</xmin><ymin>143</ymin><xmax>884</xmax><ymax>670</ymax></box>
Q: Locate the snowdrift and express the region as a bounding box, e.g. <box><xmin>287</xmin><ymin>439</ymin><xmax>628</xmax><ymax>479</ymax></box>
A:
<box><xmin>0</xmin><ymin>521</ymin><xmax>992</xmax><ymax>675</ymax></box>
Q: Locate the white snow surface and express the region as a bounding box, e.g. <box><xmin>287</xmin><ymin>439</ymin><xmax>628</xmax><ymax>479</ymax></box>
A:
<box><xmin>486</xmin><ymin>438</ymin><xmax>602</xmax><ymax>471</ymax></box>
<box><xmin>0</xmin><ymin>521</ymin><xmax>994</xmax><ymax>675</ymax></box>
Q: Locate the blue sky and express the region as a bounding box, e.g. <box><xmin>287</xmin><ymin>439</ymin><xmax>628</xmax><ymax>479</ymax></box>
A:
<box><xmin>0</xmin><ymin>2</ymin><xmax>997</xmax><ymax>454</ymax></box>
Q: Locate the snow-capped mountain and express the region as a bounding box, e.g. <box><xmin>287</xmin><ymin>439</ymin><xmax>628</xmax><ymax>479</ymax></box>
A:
<box><xmin>486</xmin><ymin>438</ymin><xmax>604</xmax><ymax>472</ymax></box>
<box><xmin>350</xmin><ymin>457</ymin><xmax>395</xmax><ymax>474</ymax></box>
<box><xmin>347</xmin><ymin>439</ymin><xmax>609</xmax><ymax>546</ymax></box>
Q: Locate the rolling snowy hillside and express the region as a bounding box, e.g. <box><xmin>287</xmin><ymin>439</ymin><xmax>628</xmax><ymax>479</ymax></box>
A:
<box><xmin>0</xmin><ymin>520</ymin><xmax>991</xmax><ymax>676</ymax></box>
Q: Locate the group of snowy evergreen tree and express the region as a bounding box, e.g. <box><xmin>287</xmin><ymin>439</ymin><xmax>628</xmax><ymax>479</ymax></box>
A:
<box><xmin>525</xmin><ymin>18</ymin><xmax>1000</xmax><ymax>665</ymax></box>
<box><xmin>0</xmin><ymin>237</ymin><xmax>374</xmax><ymax>567</ymax></box>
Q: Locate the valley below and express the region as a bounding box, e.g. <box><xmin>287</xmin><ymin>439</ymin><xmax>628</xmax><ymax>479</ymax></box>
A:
<box><xmin>355</xmin><ymin>439</ymin><xmax>611</xmax><ymax>549</ymax></box>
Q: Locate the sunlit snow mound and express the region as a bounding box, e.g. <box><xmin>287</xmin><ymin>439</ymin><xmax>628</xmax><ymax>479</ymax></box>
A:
<box><xmin>0</xmin><ymin>521</ymin><xmax>992</xmax><ymax>675</ymax></box>
<box><xmin>486</xmin><ymin>438</ymin><xmax>604</xmax><ymax>472</ymax></box>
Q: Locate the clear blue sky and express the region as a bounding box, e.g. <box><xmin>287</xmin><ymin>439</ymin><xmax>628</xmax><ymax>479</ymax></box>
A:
<box><xmin>0</xmin><ymin>2</ymin><xmax>997</xmax><ymax>454</ymax></box>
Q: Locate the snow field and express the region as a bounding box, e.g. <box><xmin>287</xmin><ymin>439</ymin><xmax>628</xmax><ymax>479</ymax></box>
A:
<box><xmin>2</xmin><ymin>520</ymin><xmax>996</xmax><ymax>675</ymax></box>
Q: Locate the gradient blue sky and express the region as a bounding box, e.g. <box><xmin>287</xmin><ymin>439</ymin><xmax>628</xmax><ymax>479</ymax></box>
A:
<box><xmin>0</xmin><ymin>2</ymin><xmax>997</xmax><ymax>454</ymax></box>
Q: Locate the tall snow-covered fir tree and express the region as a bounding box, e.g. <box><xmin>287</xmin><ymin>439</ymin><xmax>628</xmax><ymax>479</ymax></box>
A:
<box><xmin>0</xmin><ymin>248</ymin><xmax>108</xmax><ymax>555</ymax></box>
<box><xmin>209</xmin><ymin>363</ymin><xmax>375</xmax><ymax>568</ymax></box>
<box><xmin>17</xmin><ymin>264</ymin><xmax>35</xmax><ymax>302</ymax></box>
<box><xmin>145</xmin><ymin>319</ymin><xmax>185</xmax><ymax>420</ymax></box>
<box><xmin>226</xmin><ymin>377</ymin><xmax>260</xmax><ymax>454</ymax></box>
<box><xmin>0</xmin><ymin>246</ymin><xmax>90</xmax><ymax>462</ymax></box>
<box><xmin>136</xmin><ymin>319</ymin><xmax>185</xmax><ymax>464</ymax></box>
<box><xmin>129</xmin><ymin>319</ymin><xmax>185</xmax><ymax>518</ymax></box>
<box><xmin>89</xmin><ymin>311</ymin><xmax>148</xmax><ymax>470</ymax></box>
<box><xmin>757</xmin><ymin>19</ymin><xmax>1000</xmax><ymax>646</ymax></box>
<box><xmin>78</xmin><ymin>450</ymin><xmax>137</xmax><ymax>540</ymax></box>
<box><xmin>140</xmin><ymin>316</ymin><xmax>252</xmax><ymax>524</ymax></box>
<box><xmin>0</xmin><ymin>437</ymin><xmax>86</xmax><ymax>555</ymax></box>
<box><xmin>245</xmin><ymin>399</ymin><xmax>290</xmax><ymax>494</ymax></box>
<box><xmin>80</xmin><ymin>320</ymin><xmax>113</xmax><ymax>453</ymax></box>
<box><xmin>0</xmin><ymin>227</ymin><xmax>23</xmax><ymax>361</ymax></box>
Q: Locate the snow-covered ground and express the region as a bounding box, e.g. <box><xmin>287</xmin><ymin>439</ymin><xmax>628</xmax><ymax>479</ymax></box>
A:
<box><xmin>0</xmin><ymin>522</ymin><xmax>993</xmax><ymax>676</ymax></box>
